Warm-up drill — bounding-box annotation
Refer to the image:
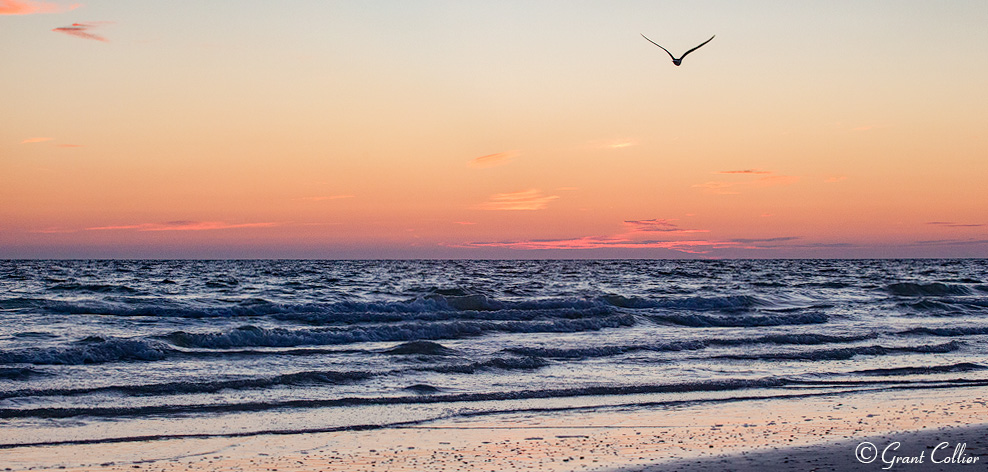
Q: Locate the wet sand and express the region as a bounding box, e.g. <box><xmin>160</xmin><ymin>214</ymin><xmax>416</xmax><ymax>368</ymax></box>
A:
<box><xmin>3</xmin><ymin>386</ymin><xmax>987</xmax><ymax>471</ymax></box>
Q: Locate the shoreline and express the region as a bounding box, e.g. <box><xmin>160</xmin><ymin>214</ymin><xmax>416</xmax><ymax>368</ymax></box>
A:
<box><xmin>3</xmin><ymin>385</ymin><xmax>987</xmax><ymax>471</ymax></box>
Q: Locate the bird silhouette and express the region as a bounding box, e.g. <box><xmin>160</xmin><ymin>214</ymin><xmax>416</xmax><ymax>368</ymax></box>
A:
<box><xmin>641</xmin><ymin>34</ymin><xmax>715</xmax><ymax>66</ymax></box>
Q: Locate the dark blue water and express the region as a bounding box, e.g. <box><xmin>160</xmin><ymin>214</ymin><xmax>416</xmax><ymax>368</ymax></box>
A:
<box><xmin>1</xmin><ymin>260</ymin><xmax>987</xmax><ymax>447</ymax></box>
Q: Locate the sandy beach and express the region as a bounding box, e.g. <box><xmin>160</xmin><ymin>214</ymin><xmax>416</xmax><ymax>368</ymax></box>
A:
<box><xmin>654</xmin><ymin>425</ymin><xmax>988</xmax><ymax>471</ymax></box>
<box><xmin>3</xmin><ymin>385</ymin><xmax>987</xmax><ymax>472</ymax></box>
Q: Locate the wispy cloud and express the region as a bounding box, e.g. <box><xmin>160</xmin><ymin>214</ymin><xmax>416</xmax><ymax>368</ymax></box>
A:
<box><xmin>458</xmin><ymin>233</ymin><xmax>813</xmax><ymax>254</ymax></box>
<box><xmin>589</xmin><ymin>138</ymin><xmax>638</xmax><ymax>149</ymax></box>
<box><xmin>453</xmin><ymin>212</ymin><xmax>818</xmax><ymax>254</ymax></box>
<box><xmin>470</xmin><ymin>151</ymin><xmax>520</xmax><ymax>168</ymax></box>
<box><xmin>624</xmin><ymin>219</ymin><xmax>709</xmax><ymax>234</ymax></box>
<box><xmin>475</xmin><ymin>189</ymin><xmax>559</xmax><ymax>211</ymax></box>
<box><xmin>53</xmin><ymin>21</ymin><xmax>109</xmax><ymax>42</ymax></box>
<box><xmin>459</xmin><ymin>236</ymin><xmax>616</xmax><ymax>251</ymax></box>
<box><xmin>86</xmin><ymin>221</ymin><xmax>279</xmax><ymax>232</ymax></box>
<box><xmin>456</xmin><ymin>215</ymin><xmax>733</xmax><ymax>254</ymax></box>
<box><xmin>19</xmin><ymin>137</ymin><xmax>82</xmax><ymax>147</ymax></box>
<box><xmin>927</xmin><ymin>221</ymin><xmax>984</xmax><ymax>228</ymax></box>
<box><xmin>21</xmin><ymin>137</ymin><xmax>53</xmax><ymax>144</ymax></box>
<box><xmin>1</xmin><ymin>0</ymin><xmax>79</xmax><ymax>15</ymax></box>
<box><xmin>717</xmin><ymin>169</ymin><xmax>771</xmax><ymax>175</ymax></box>
<box><xmin>694</xmin><ymin>171</ymin><xmax>799</xmax><ymax>195</ymax></box>
<box><xmin>914</xmin><ymin>238</ymin><xmax>988</xmax><ymax>246</ymax></box>
<box><xmin>457</xmin><ymin>236</ymin><xmax>720</xmax><ymax>254</ymax></box>
<box><xmin>604</xmin><ymin>140</ymin><xmax>637</xmax><ymax>149</ymax></box>
<box><xmin>730</xmin><ymin>236</ymin><xmax>801</xmax><ymax>245</ymax></box>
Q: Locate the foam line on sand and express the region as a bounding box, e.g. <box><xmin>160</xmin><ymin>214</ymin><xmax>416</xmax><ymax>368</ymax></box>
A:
<box><xmin>2</xmin><ymin>386</ymin><xmax>987</xmax><ymax>471</ymax></box>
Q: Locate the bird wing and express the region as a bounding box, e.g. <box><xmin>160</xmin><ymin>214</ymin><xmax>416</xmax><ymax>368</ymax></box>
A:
<box><xmin>640</xmin><ymin>34</ymin><xmax>676</xmax><ymax>61</ymax></box>
<box><xmin>679</xmin><ymin>35</ymin><xmax>715</xmax><ymax>60</ymax></box>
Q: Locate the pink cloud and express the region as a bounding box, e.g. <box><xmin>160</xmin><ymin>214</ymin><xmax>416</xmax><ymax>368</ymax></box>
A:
<box><xmin>1</xmin><ymin>0</ymin><xmax>79</xmax><ymax>15</ymax></box>
<box><xmin>625</xmin><ymin>218</ymin><xmax>676</xmax><ymax>230</ymax></box>
<box><xmin>86</xmin><ymin>221</ymin><xmax>279</xmax><ymax>232</ymax></box>
<box><xmin>455</xmin><ymin>213</ymin><xmax>811</xmax><ymax>254</ymax></box>
<box><xmin>457</xmin><ymin>237</ymin><xmax>721</xmax><ymax>254</ymax></box>
<box><xmin>470</xmin><ymin>151</ymin><xmax>519</xmax><ymax>168</ymax></box>
<box><xmin>21</xmin><ymin>137</ymin><xmax>53</xmax><ymax>144</ymax></box>
<box><xmin>53</xmin><ymin>21</ymin><xmax>109</xmax><ymax>42</ymax></box>
<box><xmin>475</xmin><ymin>189</ymin><xmax>559</xmax><ymax>211</ymax></box>
<box><xmin>624</xmin><ymin>219</ymin><xmax>709</xmax><ymax>234</ymax></box>
<box><xmin>455</xmin><ymin>216</ymin><xmax>726</xmax><ymax>254</ymax></box>
<box><xmin>458</xmin><ymin>234</ymin><xmax>807</xmax><ymax>254</ymax></box>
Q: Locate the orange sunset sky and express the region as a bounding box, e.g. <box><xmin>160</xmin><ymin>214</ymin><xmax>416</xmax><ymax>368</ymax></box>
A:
<box><xmin>2</xmin><ymin>1</ymin><xmax>986</xmax><ymax>258</ymax></box>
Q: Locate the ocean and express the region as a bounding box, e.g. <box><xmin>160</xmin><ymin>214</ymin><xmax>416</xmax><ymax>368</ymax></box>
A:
<box><xmin>2</xmin><ymin>259</ymin><xmax>987</xmax><ymax>449</ymax></box>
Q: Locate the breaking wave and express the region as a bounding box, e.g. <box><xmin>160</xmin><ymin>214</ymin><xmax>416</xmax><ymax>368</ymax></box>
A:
<box><xmin>161</xmin><ymin>316</ymin><xmax>636</xmax><ymax>349</ymax></box>
<box><xmin>602</xmin><ymin>294</ymin><xmax>759</xmax><ymax>311</ymax></box>
<box><xmin>0</xmin><ymin>337</ymin><xmax>170</xmax><ymax>365</ymax></box>
<box><xmin>0</xmin><ymin>370</ymin><xmax>375</xmax><ymax>400</ymax></box>
<box><xmin>716</xmin><ymin>341</ymin><xmax>962</xmax><ymax>361</ymax></box>
<box><xmin>887</xmin><ymin>282</ymin><xmax>972</xmax><ymax>297</ymax></box>
<box><xmin>0</xmin><ymin>376</ymin><xmax>793</xmax><ymax>420</ymax></box>
<box><xmin>648</xmin><ymin>312</ymin><xmax>828</xmax><ymax>327</ymax></box>
<box><xmin>383</xmin><ymin>340</ymin><xmax>458</xmax><ymax>356</ymax></box>
<box><xmin>899</xmin><ymin>326</ymin><xmax>988</xmax><ymax>337</ymax></box>
<box><xmin>852</xmin><ymin>362</ymin><xmax>986</xmax><ymax>376</ymax></box>
<box><xmin>503</xmin><ymin>333</ymin><xmax>877</xmax><ymax>360</ymax></box>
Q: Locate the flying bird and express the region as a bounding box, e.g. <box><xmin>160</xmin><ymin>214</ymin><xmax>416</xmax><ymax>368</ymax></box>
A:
<box><xmin>641</xmin><ymin>34</ymin><xmax>715</xmax><ymax>66</ymax></box>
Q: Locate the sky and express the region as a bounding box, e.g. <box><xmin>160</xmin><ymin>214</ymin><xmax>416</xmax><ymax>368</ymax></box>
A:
<box><xmin>2</xmin><ymin>0</ymin><xmax>987</xmax><ymax>259</ymax></box>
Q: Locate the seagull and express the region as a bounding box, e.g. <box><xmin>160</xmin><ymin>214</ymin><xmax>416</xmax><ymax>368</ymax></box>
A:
<box><xmin>641</xmin><ymin>34</ymin><xmax>715</xmax><ymax>66</ymax></box>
